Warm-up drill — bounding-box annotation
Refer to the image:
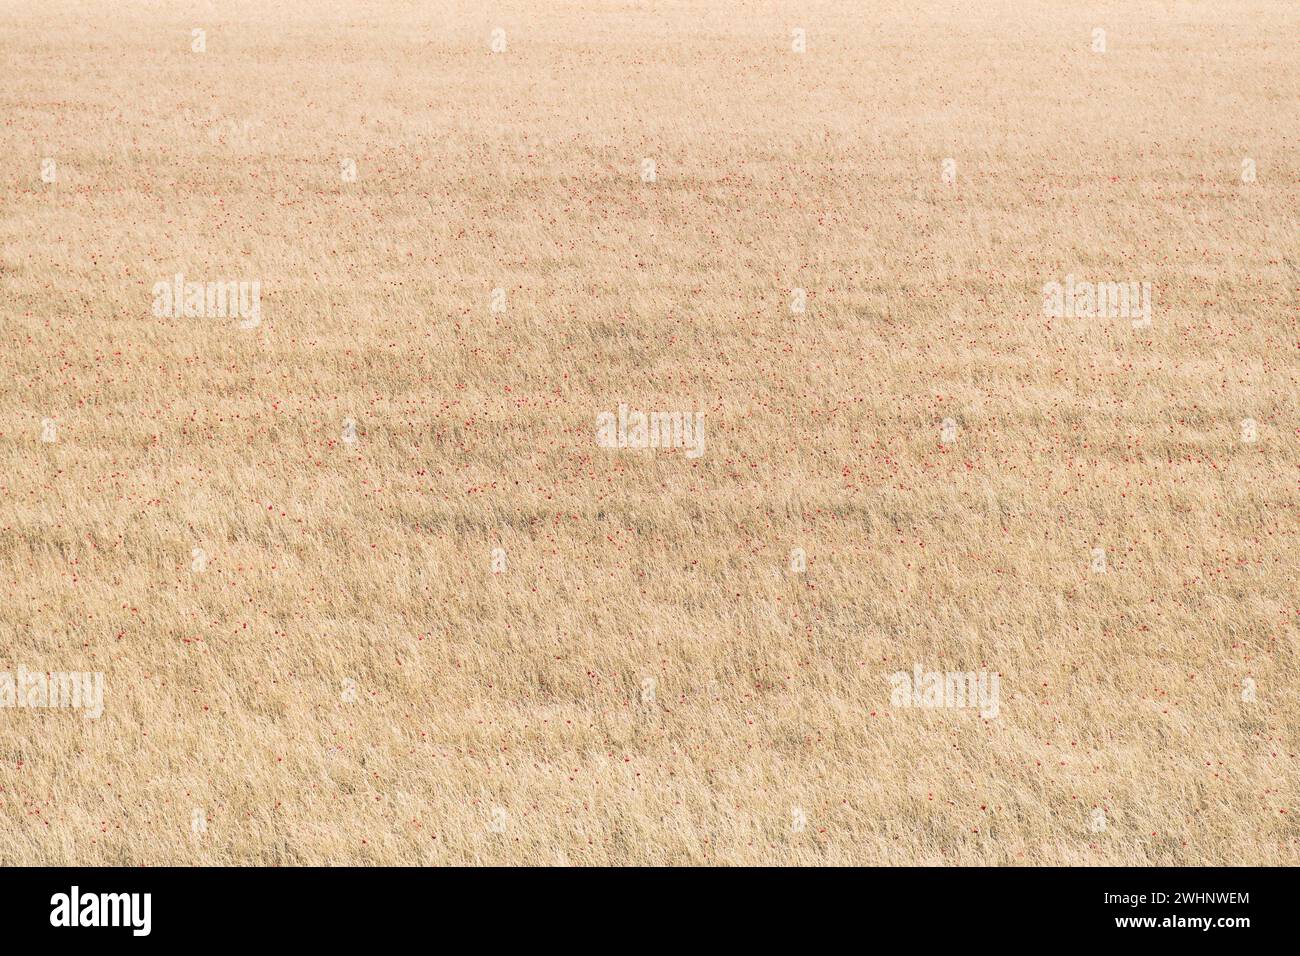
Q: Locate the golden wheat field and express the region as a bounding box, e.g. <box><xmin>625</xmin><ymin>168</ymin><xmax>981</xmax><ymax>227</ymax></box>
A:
<box><xmin>0</xmin><ymin>0</ymin><xmax>1295</xmax><ymax>867</ymax></box>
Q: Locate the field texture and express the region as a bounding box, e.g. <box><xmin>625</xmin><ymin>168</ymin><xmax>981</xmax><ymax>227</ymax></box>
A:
<box><xmin>0</xmin><ymin>0</ymin><xmax>1296</xmax><ymax>865</ymax></box>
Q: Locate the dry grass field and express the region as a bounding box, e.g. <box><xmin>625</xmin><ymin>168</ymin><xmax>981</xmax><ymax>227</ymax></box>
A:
<box><xmin>0</xmin><ymin>0</ymin><xmax>1296</xmax><ymax>866</ymax></box>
